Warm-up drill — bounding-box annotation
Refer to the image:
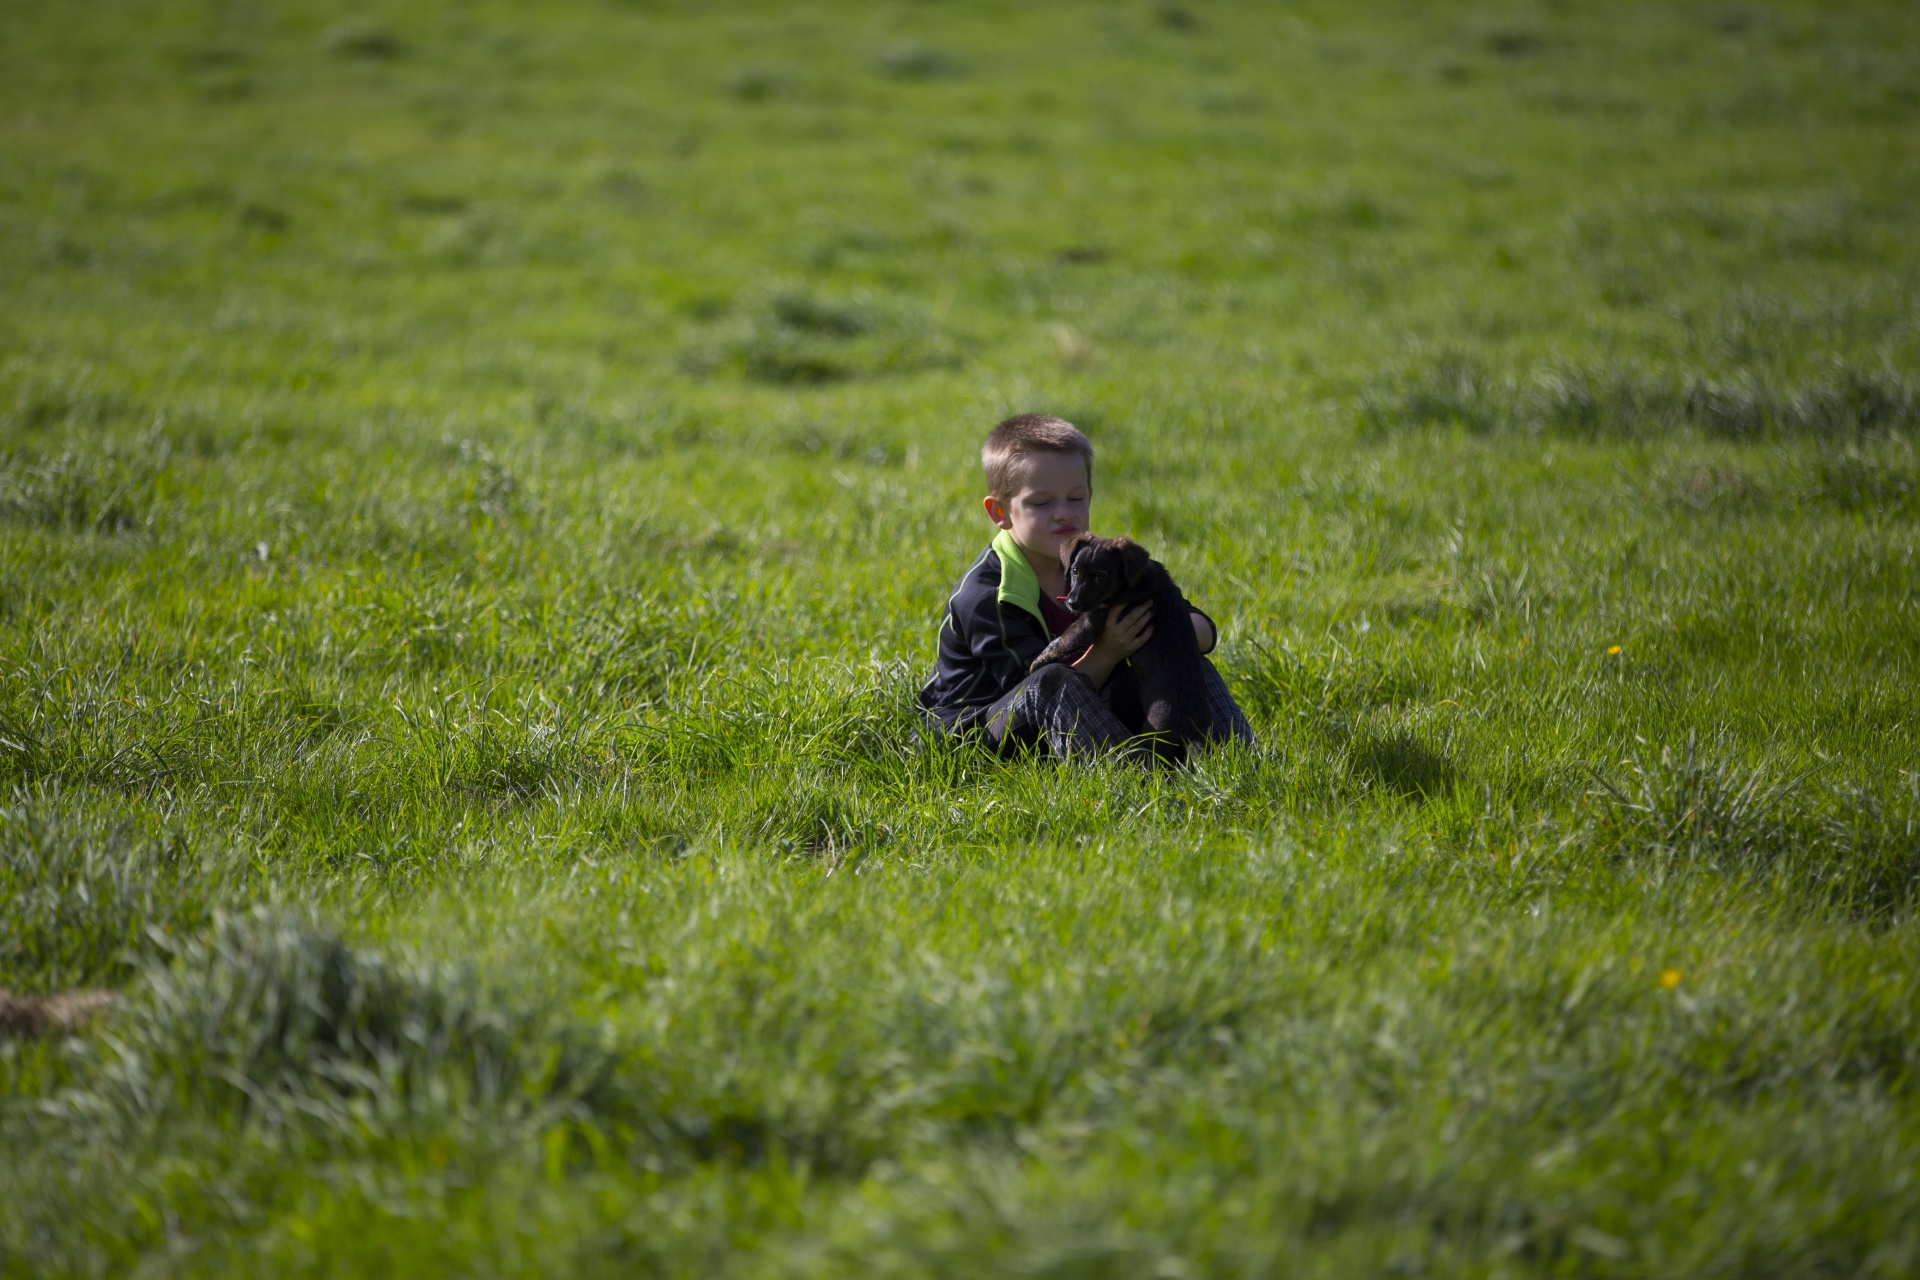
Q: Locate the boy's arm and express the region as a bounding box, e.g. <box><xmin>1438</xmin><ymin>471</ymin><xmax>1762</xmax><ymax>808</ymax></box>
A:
<box><xmin>1178</xmin><ymin>584</ymin><xmax>1217</xmax><ymax>654</ymax></box>
<box><xmin>1190</xmin><ymin>611</ymin><xmax>1216</xmax><ymax>655</ymax></box>
<box><xmin>921</xmin><ymin>559</ymin><xmax>1051</xmax><ymax>728</ymax></box>
<box><xmin>965</xmin><ymin>601</ymin><xmax>1038</xmax><ymax>690</ymax></box>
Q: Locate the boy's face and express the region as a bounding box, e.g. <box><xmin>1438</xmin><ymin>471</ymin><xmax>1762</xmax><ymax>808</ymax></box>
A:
<box><xmin>982</xmin><ymin>451</ymin><xmax>1091</xmax><ymax>564</ymax></box>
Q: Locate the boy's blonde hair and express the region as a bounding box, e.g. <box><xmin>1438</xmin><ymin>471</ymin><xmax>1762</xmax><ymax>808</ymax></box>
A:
<box><xmin>982</xmin><ymin>414</ymin><xmax>1094</xmax><ymax>499</ymax></box>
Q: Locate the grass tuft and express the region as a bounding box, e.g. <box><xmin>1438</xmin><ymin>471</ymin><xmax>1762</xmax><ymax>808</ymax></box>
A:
<box><xmin>682</xmin><ymin>289</ymin><xmax>962</xmax><ymax>384</ymax></box>
<box><xmin>322</xmin><ymin>21</ymin><xmax>403</xmax><ymax>60</ymax></box>
<box><xmin>875</xmin><ymin>44</ymin><xmax>963</xmax><ymax>80</ymax></box>
<box><xmin>0</xmin><ymin>435</ymin><xmax>172</xmax><ymax>534</ymax></box>
<box><xmin>1589</xmin><ymin>733</ymin><xmax>1809</xmax><ymax>871</ymax></box>
<box><xmin>1363</xmin><ymin>357</ymin><xmax>1920</xmax><ymax>441</ymax></box>
<box><xmin>0</xmin><ymin>789</ymin><xmax>245</xmax><ymax>993</ymax></box>
<box><xmin>79</xmin><ymin>907</ymin><xmax>605</xmax><ymax>1129</ymax></box>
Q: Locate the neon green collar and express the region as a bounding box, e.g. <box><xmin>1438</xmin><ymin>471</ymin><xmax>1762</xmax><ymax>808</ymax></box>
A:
<box><xmin>992</xmin><ymin>528</ymin><xmax>1048</xmax><ymax>625</ymax></box>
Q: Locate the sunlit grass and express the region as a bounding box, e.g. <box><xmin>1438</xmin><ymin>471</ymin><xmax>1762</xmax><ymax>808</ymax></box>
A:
<box><xmin>2</xmin><ymin>0</ymin><xmax>1918</xmax><ymax>1274</ymax></box>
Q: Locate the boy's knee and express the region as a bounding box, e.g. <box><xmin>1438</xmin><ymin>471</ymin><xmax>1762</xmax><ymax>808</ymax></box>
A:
<box><xmin>1031</xmin><ymin>663</ymin><xmax>1089</xmax><ymax>697</ymax></box>
<box><xmin>1036</xmin><ymin>660</ymin><xmax>1082</xmax><ymax>690</ymax></box>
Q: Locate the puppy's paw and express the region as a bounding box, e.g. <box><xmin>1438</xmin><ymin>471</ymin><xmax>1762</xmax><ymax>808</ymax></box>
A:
<box><xmin>1028</xmin><ymin>643</ymin><xmax>1071</xmax><ymax>673</ymax></box>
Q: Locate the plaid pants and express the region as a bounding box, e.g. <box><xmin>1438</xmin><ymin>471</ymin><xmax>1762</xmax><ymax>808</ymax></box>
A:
<box><xmin>984</xmin><ymin>659</ymin><xmax>1255</xmax><ymax>760</ymax></box>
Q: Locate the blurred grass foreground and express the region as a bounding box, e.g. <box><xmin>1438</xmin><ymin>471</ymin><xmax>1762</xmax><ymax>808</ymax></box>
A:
<box><xmin>3</xmin><ymin>0</ymin><xmax>1919</xmax><ymax>1275</ymax></box>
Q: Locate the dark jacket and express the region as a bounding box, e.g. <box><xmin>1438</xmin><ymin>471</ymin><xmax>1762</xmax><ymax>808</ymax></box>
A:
<box><xmin>918</xmin><ymin>529</ymin><xmax>1214</xmax><ymax>733</ymax></box>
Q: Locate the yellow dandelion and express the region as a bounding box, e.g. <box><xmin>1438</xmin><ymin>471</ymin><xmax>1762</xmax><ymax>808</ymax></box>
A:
<box><xmin>1606</xmin><ymin>645</ymin><xmax>1623</xmax><ymax>656</ymax></box>
<box><xmin>1660</xmin><ymin>968</ymin><xmax>1682</xmax><ymax>989</ymax></box>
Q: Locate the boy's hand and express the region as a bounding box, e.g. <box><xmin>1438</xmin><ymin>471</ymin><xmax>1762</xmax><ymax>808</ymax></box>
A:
<box><xmin>1099</xmin><ymin>601</ymin><xmax>1154</xmax><ymax>660</ymax></box>
<box><xmin>1071</xmin><ymin>602</ymin><xmax>1152</xmax><ymax>689</ymax></box>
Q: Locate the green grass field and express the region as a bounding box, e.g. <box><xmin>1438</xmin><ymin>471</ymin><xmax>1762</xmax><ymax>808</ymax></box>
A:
<box><xmin>4</xmin><ymin>0</ymin><xmax>1919</xmax><ymax>1273</ymax></box>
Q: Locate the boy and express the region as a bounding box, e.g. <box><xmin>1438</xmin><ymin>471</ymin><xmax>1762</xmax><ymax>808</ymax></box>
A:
<box><xmin>918</xmin><ymin>413</ymin><xmax>1255</xmax><ymax>757</ymax></box>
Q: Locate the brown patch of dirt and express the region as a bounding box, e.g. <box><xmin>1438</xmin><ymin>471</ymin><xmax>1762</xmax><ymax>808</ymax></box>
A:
<box><xmin>0</xmin><ymin>989</ymin><xmax>116</xmax><ymax>1037</ymax></box>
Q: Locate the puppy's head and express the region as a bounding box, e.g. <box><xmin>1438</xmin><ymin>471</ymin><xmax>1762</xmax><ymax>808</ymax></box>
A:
<box><xmin>1061</xmin><ymin>534</ymin><xmax>1150</xmax><ymax>612</ymax></box>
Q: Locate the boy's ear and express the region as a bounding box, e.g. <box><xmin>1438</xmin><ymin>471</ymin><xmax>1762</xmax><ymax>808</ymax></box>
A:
<box><xmin>1118</xmin><ymin>539</ymin><xmax>1151</xmax><ymax>585</ymax></box>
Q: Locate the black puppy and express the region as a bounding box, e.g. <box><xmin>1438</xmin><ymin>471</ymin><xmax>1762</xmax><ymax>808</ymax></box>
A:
<box><xmin>1029</xmin><ymin>534</ymin><xmax>1216</xmax><ymax>759</ymax></box>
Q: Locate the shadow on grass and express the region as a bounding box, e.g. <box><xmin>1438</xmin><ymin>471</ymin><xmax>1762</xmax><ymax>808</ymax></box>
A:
<box><xmin>1349</xmin><ymin>729</ymin><xmax>1456</xmax><ymax>801</ymax></box>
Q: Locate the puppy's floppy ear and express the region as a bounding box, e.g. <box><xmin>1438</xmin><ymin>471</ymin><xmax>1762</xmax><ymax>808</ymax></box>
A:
<box><xmin>1117</xmin><ymin>538</ymin><xmax>1152</xmax><ymax>586</ymax></box>
<box><xmin>1061</xmin><ymin>532</ymin><xmax>1095</xmax><ymax>573</ymax></box>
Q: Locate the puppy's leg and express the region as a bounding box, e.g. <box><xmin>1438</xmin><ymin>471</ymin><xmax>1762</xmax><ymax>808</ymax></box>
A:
<box><xmin>1133</xmin><ymin>582</ymin><xmax>1212</xmax><ymax>753</ymax></box>
<box><xmin>1030</xmin><ymin>609</ymin><xmax>1103</xmax><ymax>672</ymax></box>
